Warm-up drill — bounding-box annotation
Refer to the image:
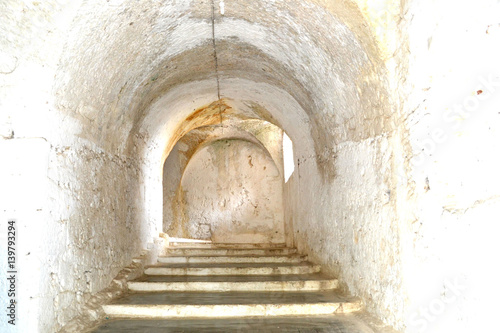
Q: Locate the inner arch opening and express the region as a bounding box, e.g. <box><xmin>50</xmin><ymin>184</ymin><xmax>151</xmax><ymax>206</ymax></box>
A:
<box><xmin>162</xmin><ymin>118</ymin><xmax>287</xmax><ymax>244</ymax></box>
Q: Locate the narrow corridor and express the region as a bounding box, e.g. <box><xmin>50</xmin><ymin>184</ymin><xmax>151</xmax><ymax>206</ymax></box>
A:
<box><xmin>2</xmin><ymin>1</ymin><xmax>499</xmax><ymax>332</ymax></box>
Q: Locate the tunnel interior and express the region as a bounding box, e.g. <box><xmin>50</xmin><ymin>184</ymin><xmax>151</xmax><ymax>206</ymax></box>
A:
<box><xmin>0</xmin><ymin>0</ymin><xmax>399</xmax><ymax>330</ymax></box>
<box><xmin>3</xmin><ymin>0</ymin><xmax>397</xmax><ymax>330</ymax></box>
<box><xmin>3</xmin><ymin>0</ymin><xmax>500</xmax><ymax>332</ymax></box>
<box><xmin>162</xmin><ymin>117</ymin><xmax>287</xmax><ymax>244</ymax></box>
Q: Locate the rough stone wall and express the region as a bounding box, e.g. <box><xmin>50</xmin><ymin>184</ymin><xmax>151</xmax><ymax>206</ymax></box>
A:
<box><xmin>42</xmin><ymin>142</ymin><xmax>144</xmax><ymax>331</ymax></box>
<box><xmin>293</xmin><ymin>134</ymin><xmax>402</xmax><ymax>325</ymax></box>
<box><xmin>162</xmin><ymin>141</ymin><xmax>183</xmax><ymax>237</ymax></box>
<box><xmin>0</xmin><ymin>2</ymin><xmax>148</xmax><ymax>332</ymax></box>
<box><xmin>0</xmin><ymin>130</ymin><xmax>146</xmax><ymax>333</ymax></box>
<box><xmin>162</xmin><ymin>121</ymin><xmax>285</xmax><ymax>243</ymax></box>
<box><xmin>177</xmin><ymin>139</ymin><xmax>284</xmax><ymax>243</ymax></box>
<box><xmin>288</xmin><ymin>134</ymin><xmax>404</xmax><ymax>327</ymax></box>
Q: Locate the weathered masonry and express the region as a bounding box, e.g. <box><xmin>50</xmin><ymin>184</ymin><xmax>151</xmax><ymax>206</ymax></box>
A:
<box><xmin>1</xmin><ymin>0</ymin><xmax>499</xmax><ymax>332</ymax></box>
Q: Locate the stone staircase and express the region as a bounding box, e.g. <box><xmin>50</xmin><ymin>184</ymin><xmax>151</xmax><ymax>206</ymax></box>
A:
<box><xmin>92</xmin><ymin>243</ymin><xmax>379</xmax><ymax>332</ymax></box>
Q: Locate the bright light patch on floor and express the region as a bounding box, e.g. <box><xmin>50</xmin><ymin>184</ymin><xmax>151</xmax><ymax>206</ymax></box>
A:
<box><xmin>283</xmin><ymin>132</ymin><xmax>294</xmax><ymax>183</ymax></box>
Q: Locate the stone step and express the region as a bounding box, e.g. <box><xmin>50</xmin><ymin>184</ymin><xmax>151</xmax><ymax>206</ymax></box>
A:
<box><xmin>93</xmin><ymin>242</ymin><xmax>369</xmax><ymax>332</ymax></box>
<box><xmin>166</xmin><ymin>247</ymin><xmax>297</xmax><ymax>256</ymax></box>
<box><xmin>168</xmin><ymin>242</ymin><xmax>287</xmax><ymax>249</ymax></box>
<box><xmin>109</xmin><ymin>290</ymin><xmax>352</xmax><ymax>304</ymax></box>
<box><xmin>103</xmin><ymin>291</ymin><xmax>361</xmax><ymax>319</ymax></box>
<box><xmin>134</xmin><ymin>273</ymin><xmax>330</xmax><ymax>282</ymax></box>
<box><xmin>103</xmin><ymin>302</ymin><xmax>362</xmax><ymax>319</ymax></box>
<box><xmin>157</xmin><ymin>254</ymin><xmax>307</xmax><ymax>264</ymax></box>
<box><xmin>127</xmin><ymin>276</ymin><xmax>338</xmax><ymax>292</ymax></box>
<box><xmin>145</xmin><ymin>263</ymin><xmax>320</xmax><ymax>276</ymax></box>
<box><xmin>92</xmin><ymin>315</ymin><xmax>374</xmax><ymax>333</ymax></box>
<box><xmin>168</xmin><ymin>237</ymin><xmax>212</xmax><ymax>243</ymax></box>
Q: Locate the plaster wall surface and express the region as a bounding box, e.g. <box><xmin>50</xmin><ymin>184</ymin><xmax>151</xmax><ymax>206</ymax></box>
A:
<box><xmin>162</xmin><ymin>142</ymin><xmax>183</xmax><ymax>238</ymax></box>
<box><xmin>177</xmin><ymin>139</ymin><xmax>284</xmax><ymax>244</ymax></box>
<box><xmin>393</xmin><ymin>0</ymin><xmax>500</xmax><ymax>331</ymax></box>
<box><xmin>0</xmin><ymin>1</ymin><xmax>149</xmax><ymax>331</ymax></box>
<box><xmin>0</xmin><ymin>137</ymin><xmax>146</xmax><ymax>333</ymax></box>
<box><xmin>162</xmin><ymin>121</ymin><xmax>285</xmax><ymax>240</ymax></box>
<box><xmin>290</xmin><ymin>133</ymin><xmax>401</xmax><ymax>326</ymax></box>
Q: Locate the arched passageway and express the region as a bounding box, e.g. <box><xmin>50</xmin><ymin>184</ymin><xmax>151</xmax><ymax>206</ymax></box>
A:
<box><xmin>162</xmin><ymin>114</ymin><xmax>292</xmax><ymax>245</ymax></box>
<box><xmin>2</xmin><ymin>0</ymin><xmax>500</xmax><ymax>332</ymax></box>
<box><xmin>164</xmin><ymin>136</ymin><xmax>285</xmax><ymax>244</ymax></box>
